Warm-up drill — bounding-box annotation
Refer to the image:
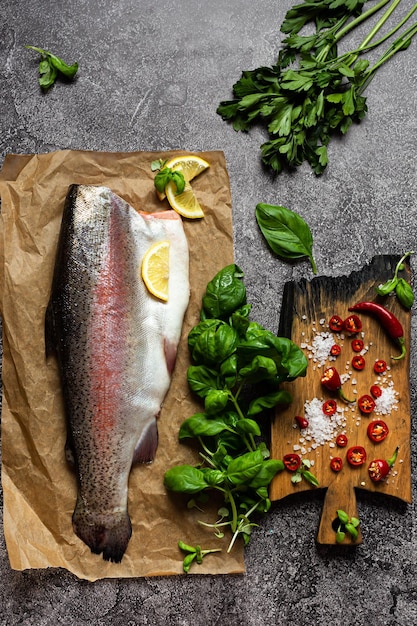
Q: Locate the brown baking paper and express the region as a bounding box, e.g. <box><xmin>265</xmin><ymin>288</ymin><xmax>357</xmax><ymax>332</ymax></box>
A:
<box><xmin>0</xmin><ymin>149</ymin><xmax>245</xmax><ymax>581</ymax></box>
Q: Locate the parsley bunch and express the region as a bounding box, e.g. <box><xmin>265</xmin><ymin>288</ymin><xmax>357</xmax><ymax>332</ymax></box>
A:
<box><xmin>217</xmin><ymin>0</ymin><xmax>417</xmax><ymax>174</ymax></box>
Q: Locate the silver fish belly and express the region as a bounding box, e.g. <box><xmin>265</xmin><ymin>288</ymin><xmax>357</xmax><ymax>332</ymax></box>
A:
<box><xmin>46</xmin><ymin>184</ymin><xmax>190</xmax><ymax>562</ymax></box>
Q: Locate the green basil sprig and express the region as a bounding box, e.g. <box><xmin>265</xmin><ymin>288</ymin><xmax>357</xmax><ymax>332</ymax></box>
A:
<box><xmin>376</xmin><ymin>251</ymin><xmax>414</xmax><ymax>309</ymax></box>
<box><xmin>25</xmin><ymin>46</ymin><xmax>78</xmax><ymax>89</ymax></box>
<box><xmin>255</xmin><ymin>203</ymin><xmax>317</xmax><ymax>274</ymax></box>
<box><xmin>164</xmin><ymin>264</ymin><xmax>308</xmax><ymax>554</ymax></box>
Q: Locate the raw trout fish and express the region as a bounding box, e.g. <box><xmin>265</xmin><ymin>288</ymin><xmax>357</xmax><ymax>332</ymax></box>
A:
<box><xmin>46</xmin><ymin>184</ymin><xmax>190</xmax><ymax>562</ymax></box>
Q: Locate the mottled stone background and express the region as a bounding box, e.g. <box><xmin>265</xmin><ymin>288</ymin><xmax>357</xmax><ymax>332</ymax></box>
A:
<box><xmin>1</xmin><ymin>0</ymin><xmax>417</xmax><ymax>624</ymax></box>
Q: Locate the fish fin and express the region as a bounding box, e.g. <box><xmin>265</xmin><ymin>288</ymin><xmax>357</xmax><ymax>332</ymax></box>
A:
<box><xmin>164</xmin><ymin>338</ymin><xmax>178</xmax><ymax>376</ymax></box>
<box><xmin>65</xmin><ymin>438</ymin><xmax>76</xmax><ymax>470</ymax></box>
<box><xmin>73</xmin><ymin>508</ymin><xmax>132</xmax><ymax>563</ymax></box>
<box><xmin>132</xmin><ymin>417</ymin><xmax>158</xmax><ymax>464</ymax></box>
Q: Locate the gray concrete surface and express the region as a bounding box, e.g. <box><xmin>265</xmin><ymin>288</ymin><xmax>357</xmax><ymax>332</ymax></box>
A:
<box><xmin>1</xmin><ymin>0</ymin><xmax>417</xmax><ymax>624</ymax></box>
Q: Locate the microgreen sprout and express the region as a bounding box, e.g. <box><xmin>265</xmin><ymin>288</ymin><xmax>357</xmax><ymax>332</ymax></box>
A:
<box><xmin>178</xmin><ymin>540</ymin><xmax>222</xmax><ymax>573</ymax></box>
<box><xmin>334</xmin><ymin>509</ymin><xmax>360</xmax><ymax>543</ymax></box>
<box><xmin>290</xmin><ymin>459</ymin><xmax>320</xmax><ymax>486</ymax></box>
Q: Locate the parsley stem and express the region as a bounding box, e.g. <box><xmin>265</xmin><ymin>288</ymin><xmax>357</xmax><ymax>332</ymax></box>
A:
<box><xmin>334</xmin><ymin>0</ymin><xmax>392</xmax><ymax>45</ymax></box>
<box><xmin>360</xmin><ymin>19</ymin><xmax>417</xmax><ymax>92</ymax></box>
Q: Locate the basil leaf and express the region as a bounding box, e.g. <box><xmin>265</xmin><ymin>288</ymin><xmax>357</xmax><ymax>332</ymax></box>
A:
<box><xmin>202</xmin><ymin>264</ymin><xmax>247</xmax><ymax>319</ymax></box>
<box><xmin>375</xmin><ymin>276</ymin><xmax>398</xmax><ymax>296</ymax></box>
<box><xmin>179</xmin><ymin>413</ymin><xmax>230</xmax><ymax>439</ymax></box>
<box><xmin>395</xmin><ymin>278</ymin><xmax>414</xmax><ymax>309</ymax></box>
<box><xmin>247</xmin><ymin>389</ymin><xmax>292</xmax><ymax>416</ymax></box>
<box><xmin>204</xmin><ymin>389</ymin><xmax>230</xmax><ymax>415</ymax></box>
<box><xmin>235</xmin><ymin>418</ymin><xmax>261</xmax><ymax>437</ymax></box>
<box><xmin>187</xmin><ymin>365</ymin><xmax>219</xmax><ymax>398</ymax></box>
<box><xmin>191</xmin><ymin>324</ymin><xmax>238</xmax><ymax>366</ymax></box>
<box><xmin>226</xmin><ymin>449</ymin><xmax>264</xmax><ymax>485</ymax></box>
<box><xmin>163</xmin><ymin>465</ymin><xmax>209</xmax><ymax>494</ymax></box>
<box><xmin>239</xmin><ymin>355</ymin><xmax>278</xmax><ymax>383</ymax></box>
<box><xmin>255</xmin><ymin>203</ymin><xmax>317</xmax><ymax>274</ymax></box>
<box><xmin>248</xmin><ymin>459</ymin><xmax>284</xmax><ymax>488</ymax></box>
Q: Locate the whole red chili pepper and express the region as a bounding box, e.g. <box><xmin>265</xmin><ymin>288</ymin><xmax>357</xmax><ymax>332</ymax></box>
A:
<box><xmin>368</xmin><ymin>446</ymin><xmax>399</xmax><ymax>482</ymax></box>
<box><xmin>348</xmin><ymin>302</ymin><xmax>406</xmax><ymax>360</ymax></box>
<box><xmin>320</xmin><ymin>367</ymin><xmax>355</xmax><ymax>403</ymax></box>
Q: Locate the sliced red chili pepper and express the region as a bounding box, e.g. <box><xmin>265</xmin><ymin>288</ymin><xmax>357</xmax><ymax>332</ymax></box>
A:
<box><xmin>347</xmin><ymin>446</ymin><xmax>366</xmax><ymax>466</ymax></box>
<box><xmin>336</xmin><ymin>433</ymin><xmax>348</xmax><ymax>448</ymax></box>
<box><xmin>329</xmin><ymin>315</ymin><xmax>344</xmax><ymax>332</ymax></box>
<box><xmin>370</xmin><ymin>384</ymin><xmax>382</xmax><ymax>398</ymax></box>
<box><xmin>343</xmin><ymin>314</ymin><xmax>362</xmax><ymax>334</ymax></box>
<box><xmin>351</xmin><ymin>338</ymin><xmax>364</xmax><ymax>352</ymax></box>
<box><xmin>368</xmin><ymin>447</ymin><xmax>399</xmax><ymax>482</ymax></box>
<box><xmin>358</xmin><ymin>394</ymin><xmax>376</xmax><ymax>414</ymax></box>
<box><xmin>330</xmin><ymin>457</ymin><xmax>343</xmax><ymax>472</ymax></box>
<box><xmin>295</xmin><ymin>415</ymin><xmax>309</xmax><ymax>429</ymax></box>
<box><xmin>283</xmin><ymin>453</ymin><xmax>301</xmax><ymax>472</ymax></box>
<box><xmin>330</xmin><ymin>344</ymin><xmax>341</xmax><ymax>356</ymax></box>
<box><xmin>352</xmin><ymin>355</ymin><xmax>365</xmax><ymax>371</ymax></box>
<box><xmin>322</xmin><ymin>399</ymin><xmax>337</xmax><ymax>416</ymax></box>
<box><xmin>374</xmin><ymin>359</ymin><xmax>387</xmax><ymax>374</ymax></box>
<box><xmin>367</xmin><ymin>420</ymin><xmax>389</xmax><ymax>443</ymax></box>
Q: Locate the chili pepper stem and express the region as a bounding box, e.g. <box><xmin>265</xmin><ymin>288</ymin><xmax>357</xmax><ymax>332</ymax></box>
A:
<box><xmin>388</xmin><ymin>446</ymin><xmax>399</xmax><ymax>467</ymax></box>
<box><xmin>391</xmin><ymin>337</ymin><xmax>406</xmax><ymax>361</ymax></box>
<box><xmin>339</xmin><ymin>389</ymin><xmax>356</xmax><ymax>404</ymax></box>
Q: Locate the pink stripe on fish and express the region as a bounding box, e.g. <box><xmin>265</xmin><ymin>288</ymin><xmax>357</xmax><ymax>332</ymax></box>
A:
<box><xmin>89</xmin><ymin>199</ymin><xmax>130</xmax><ymax>435</ymax></box>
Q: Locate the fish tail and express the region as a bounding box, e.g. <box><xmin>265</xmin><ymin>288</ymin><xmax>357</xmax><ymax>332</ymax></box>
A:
<box><xmin>73</xmin><ymin>508</ymin><xmax>132</xmax><ymax>563</ymax></box>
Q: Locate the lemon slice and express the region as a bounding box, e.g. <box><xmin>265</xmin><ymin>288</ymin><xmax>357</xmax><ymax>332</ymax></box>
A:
<box><xmin>157</xmin><ymin>155</ymin><xmax>210</xmax><ymax>200</ymax></box>
<box><xmin>141</xmin><ymin>240</ymin><xmax>170</xmax><ymax>301</ymax></box>
<box><xmin>165</xmin><ymin>180</ymin><xmax>205</xmax><ymax>219</ymax></box>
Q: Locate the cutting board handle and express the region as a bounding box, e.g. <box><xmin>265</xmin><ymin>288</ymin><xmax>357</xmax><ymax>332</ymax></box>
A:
<box><xmin>317</xmin><ymin>479</ymin><xmax>362</xmax><ymax>545</ymax></box>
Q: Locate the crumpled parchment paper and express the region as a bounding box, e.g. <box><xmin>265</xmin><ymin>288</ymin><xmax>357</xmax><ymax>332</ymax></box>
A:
<box><xmin>0</xmin><ymin>149</ymin><xmax>245</xmax><ymax>581</ymax></box>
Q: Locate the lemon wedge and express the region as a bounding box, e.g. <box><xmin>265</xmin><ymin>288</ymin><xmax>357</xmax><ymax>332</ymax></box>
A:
<box><xmin>141</xmin><ymin>240</ymin><xmax>170</xmax><ymax>301</ymax></box>
<box><xmin>165</xmin><ymin>180</ymin><xmax>205</xmax><ymax>219</ymax></box>
<box><xmin>157</xmin><ymin>154</ymin><xmax>210</xmax><ymax>201</ymax></box>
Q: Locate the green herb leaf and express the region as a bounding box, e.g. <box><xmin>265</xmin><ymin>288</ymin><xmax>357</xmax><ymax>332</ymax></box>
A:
<box><xmin>247</xmin><ymin>389</ymin><xmax>292</xmax><ymax>416</ymax></box>
<box><xmin>163</xmin><ymin>465</ymin><xmax>209</xmax><ymax>494</ymax></box>
<box><xmin>376</xmin><ymin>276</ymin><xmax>398</xmax><ymax>296</ymax></box>
<box><xmin>256</xmin><ymin>203</ymin><xmax>317</xmax><ymax>274</ymax></box>
<box><xmin>179</xmin><ymin>413</ymin><xmax>231</xmax><ymax>439</ymax></box>
<box><xmin>395</xmin><ymin>278</ymin><xmax>414</xmax><ymax>309</ymax></box>
<box><xmin>226</xmin><ymin>450</ymin><xmax>264</xmax><ymax>486</ymax></box>
<box><xmin>26</xmin><ymin>45</ymin><xmax>78</xmax><ymax>89</ymax></box>
<box><xmin>337</xmin><ymin>509</ymin><xmax>349</xmax><ymax>525</ymax></box>
<box><xmin>202</xmin><ymin>264</ymin><xmax>246</xmax><ymax>319</ymax></box>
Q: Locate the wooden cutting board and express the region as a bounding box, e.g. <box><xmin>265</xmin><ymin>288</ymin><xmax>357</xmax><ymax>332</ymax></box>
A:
<box><xmin>270</xmin><ymin>255</ymin><xmax>412</xmax><ymax>545</ymax></box>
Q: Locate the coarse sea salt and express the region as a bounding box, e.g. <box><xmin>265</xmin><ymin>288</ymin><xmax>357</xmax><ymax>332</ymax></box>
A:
<box><xmin>303</xmin><ymin>397</ymin><xmax>346</xmax><ymax>446</ymax></box>
<box><xmin>304</xmin><ymin>332</ymin><xmax>336</xmax><ymax>367</ymax></box>
<box><xmin>374</xmin><ymin>383</ymin><xmax>399</xmax><ymax>415</ymax></box>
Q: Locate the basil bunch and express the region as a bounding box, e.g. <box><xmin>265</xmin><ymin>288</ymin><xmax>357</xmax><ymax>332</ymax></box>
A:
<box><xmin>164</xmin><ymin>264</ymin><xmax>308</xmax><ymax>556</ymax></box>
